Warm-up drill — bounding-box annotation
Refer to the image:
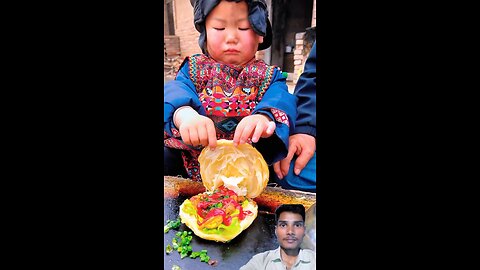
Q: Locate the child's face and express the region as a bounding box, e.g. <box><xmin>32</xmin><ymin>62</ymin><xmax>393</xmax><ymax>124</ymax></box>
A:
<box><xmin>205</xmin><ymin>0</ymin><xmax>264</xmax><ymax>66</ymax></box>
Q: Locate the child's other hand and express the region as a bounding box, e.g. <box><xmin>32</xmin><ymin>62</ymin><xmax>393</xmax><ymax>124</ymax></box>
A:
<box><xmin>174</xmin><ymin>107</ymin><xmax>217</xmax><ymax>148</ymax></box>
<box><xmin>233</xmin><ymin>114</ymin><xmax>276</xmax><ymax>146</ymax></box>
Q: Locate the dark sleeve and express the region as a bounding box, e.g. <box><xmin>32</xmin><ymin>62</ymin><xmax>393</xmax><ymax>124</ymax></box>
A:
<box><xmin>164</xmin><ymin>57</ymin><xmax>207</xmax><ymax>137</ymax></box>
<box><xmin>293</xmin><ymin>41</ymin><xmax>317</xmax><ymax>138</ymax></box>
<box><xmin>252</xmin><ymin>68</ymin><xmax>297</xmax><ymax>165</ymax></box>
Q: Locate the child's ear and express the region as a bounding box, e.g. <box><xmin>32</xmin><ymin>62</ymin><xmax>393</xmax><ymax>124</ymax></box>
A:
<box><xmin>258</xmin><ymin>35</ymin><xmax>264</xmax><ymax>44</ymax></box>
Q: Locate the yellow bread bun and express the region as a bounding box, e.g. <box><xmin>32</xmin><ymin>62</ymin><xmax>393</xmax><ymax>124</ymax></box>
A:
<box><xmin>198</xmin><ymin>139</ymin><xmax>269</xmax><ymax>199</ymax></box>
<box><xmin>179</xmin><ymin>196</ymin><xmax>258</xmax><ymax>242</ymax></box>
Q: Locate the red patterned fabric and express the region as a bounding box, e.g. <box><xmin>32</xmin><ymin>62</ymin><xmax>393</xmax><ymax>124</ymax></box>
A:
<box><xmin>165</xmin><ymin>54</ymin><xmax>282</xmax><ymax>181</ymax></box>
<box><xmin>190</xmin><ymin>54</ymin><xmax>275</xmax><ymax>118</ymax></box>
<box><xmin>271</xmin><ymin>108</ymin><xmax>290</xmax><ymax>127</ymax></box>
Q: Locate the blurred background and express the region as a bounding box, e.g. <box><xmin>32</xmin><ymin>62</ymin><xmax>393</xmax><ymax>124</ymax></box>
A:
<box><xmin>164</xmin><ymin>0</ymin><xmax>317</xmax><ymax>93</ymax></box>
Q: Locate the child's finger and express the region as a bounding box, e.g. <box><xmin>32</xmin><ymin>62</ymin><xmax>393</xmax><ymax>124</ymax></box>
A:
<box><xmin>238</xmin><ymin>123</ymin><xmax>255</xmax><ymax>145</ymax></box>
<box><xmin>188</xmin><ymin>128</ymin><xmax>200</xmax><ymax>146</ymax></box>
<box><xmin>261</xmin><ymin>121</ymin><xmax>276</xmax><ymax>137</ymax></box>
<box><xmin>197</xmin><ymin>124</ymin><xmax>209</xmax><ymax>147</ymax></box>
<box><xmin>205</xmin><ymin>121</ymin><xmax>217</xmax><ymax>148</ymax></box>
<box><xmin>251</xmin><ymin>121</ymin><xmax>265</xmax><ymax>143</ymax></box>
<box><xmin>233</xmin><ymin>124</ymin><xmax>244</xmax><ymax>146</ymax></box>
<box><xmin>179</xmin><ymin>126</ymin><xmax>191</xmax><ymax>146</ymax></box>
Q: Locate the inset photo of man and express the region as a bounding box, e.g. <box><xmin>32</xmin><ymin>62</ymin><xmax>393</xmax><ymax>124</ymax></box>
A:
<box><xmin>240</xmin><ymin>204</ymin><xmax>316</xmax><ymax>270</ymax></box>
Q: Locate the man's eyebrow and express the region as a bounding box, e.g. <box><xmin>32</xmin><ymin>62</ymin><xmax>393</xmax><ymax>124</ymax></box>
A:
<box><xmin>278</xmin><ymin>220</ymin><xmax>304</xmax><ymax>223</ymax></box>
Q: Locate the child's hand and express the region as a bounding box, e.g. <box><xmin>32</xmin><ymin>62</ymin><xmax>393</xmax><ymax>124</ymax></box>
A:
<box><xmin>174</xmin><ymin>106</ymin><xmax>217</xmax><ymax>148</ymax></box>
<box><xmin>233</xmin><ymin>114</ymin><xmax>276</xmax><ymax>146</ymax></box>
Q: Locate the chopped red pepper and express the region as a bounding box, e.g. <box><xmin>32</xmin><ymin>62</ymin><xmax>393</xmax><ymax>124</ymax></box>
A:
<box><xmin>223</xmin><ymin>215</ymin><xmax>232</xmax><ymax>226</ymax></box>
<box><xmin>191</xmin><ymin>186</ymin><xmax>253</xmax><ymax>228</ymax></box>
<box><xmin>206</xmin><ymin>208</ymin><xmax>226</xmax><ymax>219</ymax></box>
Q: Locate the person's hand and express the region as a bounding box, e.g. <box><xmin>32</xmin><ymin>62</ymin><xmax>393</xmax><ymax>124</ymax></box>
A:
<box><xmin>273</xmin><ymin>133</ymin><xmax>316</xmax><ymax>179</ymax></box>
<box><xmin>233</xmin><ymin>114</ymin><xmax>276</xmax><ymax>146</ymax></box>
<box><xmin>174</xmin><ymin>106</ymin><xmax>217</xmax><ymax>148</ymax></box>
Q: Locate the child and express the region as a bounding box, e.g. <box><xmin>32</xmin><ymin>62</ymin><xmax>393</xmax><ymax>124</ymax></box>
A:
<box><xmin>164</xmin><ymin>0</ymin><xmax>297</xmax><ymax>181</ymax></box>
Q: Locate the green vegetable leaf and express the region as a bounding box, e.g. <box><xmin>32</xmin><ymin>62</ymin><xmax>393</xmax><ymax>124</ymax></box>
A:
<box><xmin>166</xmin><ymin>244</ymin><xmax>173</xmax><ymax>254</ymax></box>
<box><xmin>172</xmin><ymin>265</ymin><xmax>181</xmax><ymax>270</ymax></box>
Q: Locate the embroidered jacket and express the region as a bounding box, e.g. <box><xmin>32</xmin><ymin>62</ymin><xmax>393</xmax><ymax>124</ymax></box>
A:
<box><xmin>164</xmin><ymin>54</ymin><xmax>297</xmax><ymax>180</ymax></box>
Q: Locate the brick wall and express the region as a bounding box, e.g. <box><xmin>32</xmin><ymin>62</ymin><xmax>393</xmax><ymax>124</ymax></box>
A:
<box><xmin>293</xmin><ymin>32</ymin><xmax>306</xmax><ymax>83</ymax></box>
<box><xmin>311</xmin><ymin>0</ymin><xmax>316</xmax><ymax>27</ymax></box>
<box><xmin>173</xmin><ymin>0</ymin><xmax>202</xmax><ymax>59</ymax></box>
<box><xmin>168</xmin><ymin>0</ymin><xmax>315</xmax><ymax>69</ymax></box>
<box><xmin>164</xmin><ymin>35</ymin><xmax>180</xmax><ymax>57</ymax></box>
<box><xmin>292</xmin><ymin>0</ymin><xmax>317</xmax><ymax>83</ymax></box>
<box><xmin>164</xmin><ymin>4</ymin><xmax>169</xmax><ymax>34</ymax></box>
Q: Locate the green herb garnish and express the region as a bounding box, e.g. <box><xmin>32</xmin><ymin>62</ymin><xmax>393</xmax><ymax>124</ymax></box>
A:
<box><xmin>207</xmin><ymin>202</ymin><xmax>223</xmax><ymax>210</ymax></box>
<box><xmin>164</xmin><ymin>218</ymin><xmax>181</xmax><ymax>233</ymax></box>
<box><xmin>166</xmin><ymin>244</ymin><xmax>173</xmax><ymax>254</ymax></box>
<box><xmin>190</xmin><ymin>249</ymin><xmax>210</xmax><ymax>263</ymax></box>
<box><xmin>168</xmin><ymin>230</ymin><xmax>212</xmax><ymax>264</ymax></box>
<box><xmin>173</xmin><ymin>231</ymin><xmax>193</xmax><ymax>259</ymax></box>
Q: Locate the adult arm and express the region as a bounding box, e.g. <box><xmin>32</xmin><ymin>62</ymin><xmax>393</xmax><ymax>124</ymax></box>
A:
<box><xmin>274</xmin><ymin>42</ymin><xmax>317</xmax><ymax>177</ymax></box>
<box><xmin>294</xmin><ymin>41</ymin><xmax>317</xmax><ymax>137</ymax></box>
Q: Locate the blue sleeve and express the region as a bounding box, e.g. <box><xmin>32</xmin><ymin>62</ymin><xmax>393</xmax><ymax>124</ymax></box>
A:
<box><xmin>164</xmin><ymin>58</ymin><xmax>207</xmax><ymax>136</ymax></box>
<box><xmin>293</xmin><ymin>41</ymin><xmax>317</xmax><ymax>138</ymax></box>
<box><xmin>252</xmin><ymin>68</ymin><xmax>297</xmax><ymax>165</ymax></box>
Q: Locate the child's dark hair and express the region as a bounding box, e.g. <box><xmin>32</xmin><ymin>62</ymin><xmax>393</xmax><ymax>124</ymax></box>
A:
<box><xmin>275</xmin><ymin>204</ymin><xmax>306</xmax><ymax>224</ymax></box>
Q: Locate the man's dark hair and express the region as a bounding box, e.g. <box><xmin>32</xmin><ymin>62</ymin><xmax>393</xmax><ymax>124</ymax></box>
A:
<box><xmin>275</xmin><ymin>204</ymin><xmax>305</xmax><ymax>224</ymax></box>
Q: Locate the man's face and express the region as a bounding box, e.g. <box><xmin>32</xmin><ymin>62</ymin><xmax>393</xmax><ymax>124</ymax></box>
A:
<box><xmin>205</xmin><ymin>0</ymin><xmax>264</xmax><ymax>65</ymax></box>
<box><xmin>275</xmin><ymin>212</ymin><xmax>306</xmax><ymax>251</ymax></box>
